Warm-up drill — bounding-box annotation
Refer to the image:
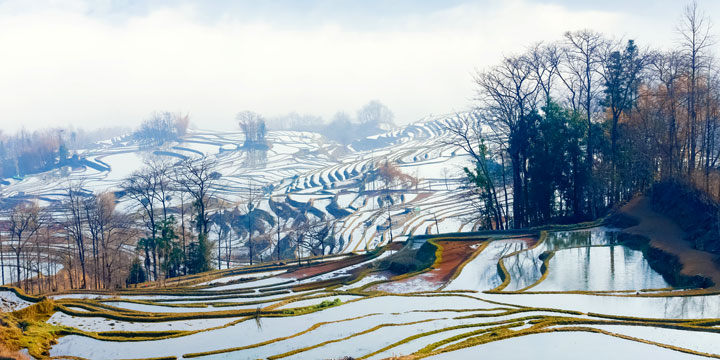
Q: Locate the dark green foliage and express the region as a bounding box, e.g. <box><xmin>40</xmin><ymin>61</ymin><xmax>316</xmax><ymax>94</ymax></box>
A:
<box><xmin>525</xmin><ymin>101</ymin><xmax>589</xmax><ymax>224</ymax></box>
<box><xmin>187</xmin><ymin>234</ymin><xmax>214</xmax><ymax>274</ymax></box>
<box><xmin>157</xmin><ymin>216</ymin><xmax>183</xmax><ymax>278</ymax></box>
<box><xmin>126</xmin><ymin>258</ymin><xmax>146</xmax><ymax>286</ymax></box>
<box><xmin>602</xmin><ymin>40</ymin><xmax>642</xmax><ymax>115</ymax></box>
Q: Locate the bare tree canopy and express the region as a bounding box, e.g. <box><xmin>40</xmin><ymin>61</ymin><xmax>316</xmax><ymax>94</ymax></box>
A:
<box><xmin>357</xmin><ymin>100</ymin><xmax>395</xmax><ymax>129</ymax></box>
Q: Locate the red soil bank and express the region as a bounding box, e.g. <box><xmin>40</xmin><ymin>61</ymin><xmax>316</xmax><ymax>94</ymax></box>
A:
<box><xmin>423</xmin><ymin>240</ymin><xmax>485</xmax><ymax>284</ymax></box>
<box><xmin>373</xmin><ymin>240</ymin><xmax>485</xmax><ymax>292</ymax></box>
<box><xmin>282</xmin><ymin>242</ymin><xmax>404</xmax><ymax>280</ymax></box>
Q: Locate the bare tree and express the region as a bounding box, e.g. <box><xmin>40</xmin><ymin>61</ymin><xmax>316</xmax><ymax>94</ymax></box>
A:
<box><xmin>444</xmin><ymin>112</ymin><xmax>505</xmax><ymax>229</ymax></box>
<box><xmin>83</xmin><ymin>195</ymin><xmax>101</xmax><ymax>289</ymax></box>
<box><xmin>175</xmin><ymin>188</ymin><xmax>191</xmax><ymax>275</ymax></box>
<box><xmin>210</xmin><ymin>210</ymin><xmax>230</xmax><ymax>269</ymax></box>
<box><xmin>7</xmin><ymin>202</ymin><xmax>45</xmax><ymax>291</ymax></box>
<box><xmin>84</xmin><ymin>192</ymin><xmax>123</xmax><ymax>288</ymax></box>
<box><xmin>273</xmin><ymin>211</ymin><xmax>291</xmax><ymax>263</ymax></box>
<box><xmin>701</xmin><ymin>59</ymin><xmax>720</xmax><ymax>189</ymax></box>
<box><xmin>377</xmin><ymin>160</ymin><xmax>415</xmax><ymax>240</ymax></box>
<box><xmin>652</xmin><ymin>50</ymin><xmax>686</xmax><ymax>178</ymax></box>
<box><xmin>1</xmin><ymin>223</ymin><xmax>5</xmax><ymax>285</ymax></box>
<box><xmin>559</xmin><ymin>29</ymin><xmax>607</xmax><ymax>216</ymax></box>
<box><xmin>238</xmin><ymin>183</ymin><xmax>263</xmax><ymax>265</ymax></box>
<box><xmin>295</xmin><ymin>218</ymin><xmax>332</xmax><ymax>260</ymax></box>
<box><xmin>474</xmin><ymin>54</ymin><xmax>539</xmax><ymax>227</ymax></box>
<box><xmin>123</xmin><ymin>165</ymin><xmax>161</xmax><ymax>281</ymax></box>
<box><xmin>175</xmin><ymin>157</ymin><xmax>220</xmax><ymax>275</ymax></box>
<box><xmin>529</xmin><ymin>41</ymin><xmax>562</xmax><ymax>105</ymax></box>
<box><xmin>174</xmin><ymin>157</ymin><xmax>220</xmax><ymax>239</ymax></box>
<box><xmin>678</xmin><ymin>0</ymin><xmax>714</xmax><ymax>175</ymax></box>
<box><xmin>64</xmin><ymin>182</ymin><xmax>89</xmax><ymax>288</ymax></box>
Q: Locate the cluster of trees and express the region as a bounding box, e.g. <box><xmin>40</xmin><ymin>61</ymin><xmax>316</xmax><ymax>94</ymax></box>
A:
<box><xmin>236</xmin><ymin>111</ymin><xmax>269</xmax><ymax>150</ymax></box>
<box><xmin>1</xmin><ymin>106</ymin><xmax>373</xmax><ymax>292</ymax></box>
<box><xmin>121</xmin><ymin>157</ymin><xmax>219</xmax><ymax>284</ymax></box>
<box><xmin>236</xmin><ymin>111</ymin><xmax>270</xmax><ymax>167</ymax></box>
<box><xmin>0</xmin><ymin>152</ymin><xmax>348</xmax><ymax>292</ymax></box>
<box><xmin>265</xmin><ymin>100</ymin><xmax>395</xmax><ymax>145</ymax></box>
<box><xmin>326</xmin><ymin>100</ymin><xmax>396</xmax><ymax>145</ymax></box>
<box><xmin>0</xmin><ymin>125</ymin><xmax>131</xmax><ymax>180</ymax></box>
<box><xmin>61</xmin><ymin>185</ymin><xmax>136</xmax><ymax>289</ymax></box>
<box><xmin>453</xmin><ymin>2</ymin><xmax>720</xmax><ymax>229</ymax></box>
<box><xmin>0</xmin><ymin>113</ymin><xmax>191</xmax><ymax>182</ymax></box>
<box><xmin>0</xmin><ymin>191</ymin><xmax>135</xmax><ymax>293</ymax></box>
<box><xmin>121</xmin><ymin>155</ymin><xmax>351</xmax><ymax>284</ymax></box>
<box><xmin>0</xmin><ymin>157</ymin><xmax>219</xmax><ymax>292</ymax></box>
<box><xmin>0</xmin><ymin>130</ymin><xmax>63</xmax><ymax>179</ymax></box>
<box><xmin>133</xmin><ymin>111</ymin><xmax>190</xmax><ymax>145</ymax></box>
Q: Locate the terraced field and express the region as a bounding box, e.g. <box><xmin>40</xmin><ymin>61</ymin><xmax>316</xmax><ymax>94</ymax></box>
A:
<box><xmin>1</xmin><ymin>114</ymin><xmax>479</xmax><ymax>281</ymax></box>
<box><xmin>5</xmin><ymin>116</ymin><xmax>719</xmax><ymax>359</ymax></box>
<box><xmin>4</xmin><ymin>226</ymin><xmax>720</xmax><ymax>359</ymax></box>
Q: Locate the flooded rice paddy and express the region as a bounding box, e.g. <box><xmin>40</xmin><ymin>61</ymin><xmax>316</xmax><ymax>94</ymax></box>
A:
<box><xmin>5</xmin><ymin>227</ymin><xmax>720</xmax><ymax>359</ymax></box>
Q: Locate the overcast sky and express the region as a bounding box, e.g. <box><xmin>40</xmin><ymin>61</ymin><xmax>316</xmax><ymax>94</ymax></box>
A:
<box><xmin>0</xmin><ymin>0</ymin><xmax>719</xmax><ymax>133</ymax></box>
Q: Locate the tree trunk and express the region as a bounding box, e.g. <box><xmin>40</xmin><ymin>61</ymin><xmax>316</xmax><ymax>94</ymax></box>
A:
<box><xmin>510</xmin><ymin>150</ymin><xmax>524</xmax><ymax>228</ymax></box>
<box><xmin>0</xmin><ymin>232</ymin><xmax>5</xmax><ymax>285</ymax></box>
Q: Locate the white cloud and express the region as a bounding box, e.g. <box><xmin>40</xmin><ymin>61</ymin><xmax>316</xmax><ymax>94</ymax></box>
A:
<box><xmin>0</xmin><ymin>0</ymin><xmax>681</xmax><ymax>133</ymax></box>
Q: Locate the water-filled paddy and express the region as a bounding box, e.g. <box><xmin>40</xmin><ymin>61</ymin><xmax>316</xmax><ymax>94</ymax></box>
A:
<box><xmin>501</xmin><ymin>228</ymin><xmax>669</xmax><ymax>292</ymax></box>
<box><xmin>29</xmin><ymin>227</ymin><xmax>720</xmax><ymax>358</ymax></box>
<box><xmin>424</xmin><ymin>331</ymin><xmax>710</xmax><ymax>359</ymax></box>
<box><xmin>532</xmin><ymin>245</ymin><xmax>670</xmax><ymax>291</ymax></box>
<box><xmin>446</xmin><ymin>239</ymin><xmax>530</xmax><ymax>291</ymax></box>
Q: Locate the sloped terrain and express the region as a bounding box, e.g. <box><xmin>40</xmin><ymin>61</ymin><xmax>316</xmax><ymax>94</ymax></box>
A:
<box><xmin>1</xmin><ymin>114</ymin><xmax>481</xmax><ymax>284</ymax></box>
<box><xmin>3</xmin><ymin>227</ymin><xmax>720</xmax><ymax>359</ymax></box>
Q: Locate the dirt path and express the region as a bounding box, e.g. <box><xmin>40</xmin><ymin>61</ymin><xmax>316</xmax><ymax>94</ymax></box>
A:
<box><xmin>619</xmin><ymin>196</ymin><xmax>720</xmax><ymax>288</ymax></box>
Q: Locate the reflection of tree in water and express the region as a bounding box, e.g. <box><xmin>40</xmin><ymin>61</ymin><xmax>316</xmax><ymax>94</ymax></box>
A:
<box><xmin>504</xmin><ymin>242</ymin><xmax>543</xmax><ymax>290</ymax></box>
<box><xmin>545</xmin><ymin>231</ymin><xmax>590</xmax><ymax>250</ymax></box>
<box><xmin>483</xmin><ymin>242</ymin><xmax>528</xmax><ymax>289</ymax></box>
<box><xmin>253</xmin><ymin>305</ymin><xmax>263</xmax><ymax>331</ymax></box>
<box><xmin>479</xmin><ymin>264</ymin><xmax>503</xmax><ymax>289</ymax></box>
<box><xmin>661</xmin><ymin>294</ymin><xmax>720</xmax><ymax>319</ymax></box>
<box><xmin>544</xmin><ymin>229</ymin><xmax>619</xmax><ymax>250</ymax></box>
<box><xmin>237</xmin><ymin>110</ymin><xmax>270</xmax><ymax>168</ymax></box>
<box><xmin>542</xmin><ymin>229</ymin><xmax>620</xmax><ymax>289</ymax></box>
<box><xmin>244</xmin><ymin>148</ymin><xmax>267</xmax><ymax>168</ymax></box>
<box><xmin>518</xmin><ymin>229</ymin><xmax>664</xmax><ymax>291</ymax></box>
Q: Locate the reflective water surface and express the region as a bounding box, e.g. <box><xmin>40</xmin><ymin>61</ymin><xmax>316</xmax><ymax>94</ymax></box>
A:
<box><xmin>502</xmin><ymin>228</ymin><xmax>668</xmax><ymax>291</ymax></box>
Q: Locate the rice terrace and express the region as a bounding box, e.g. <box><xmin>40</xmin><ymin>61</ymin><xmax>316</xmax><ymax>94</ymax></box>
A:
<box><xmin>4</xmin><ymin>1</ymin><xmax>720</xmax><ymax>359</ymax></box>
